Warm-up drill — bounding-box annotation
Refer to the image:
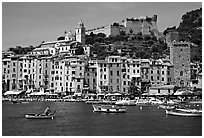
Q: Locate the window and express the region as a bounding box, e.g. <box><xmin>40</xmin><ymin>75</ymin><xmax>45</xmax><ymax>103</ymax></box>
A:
<box><xmin>80</xmin><ymin>67</ymin><xmax>82</xmax><ymax>70</ymax></box>
<box><xmin>117</xmin><ymin>71</ymin><xmax>119</xmax><ymax>76</ymax></box>
<box><xmin>123</xmin><ymin>88</ymin><xmax>126</xmax><ymax>92</ymax></box>
<box><xmin>72</xmin><ymin>71</ymin><xmax>75</xmax><ymax>75</ymax></box>
<box><xmin>104</xmin><ymin>75</ymin><xmax>106</xmax><ymax>79</ymax></box>
<box><xmin>180</xmin><ymin>71</ymin><xmax>183</xmax><ymax>76</ymax></box>
<box><xmin>77</xmin><ymin>78</ymin><xmax>80</xmax><ymax>82</ymax></box>
<box><xmin>157</xmin><ymin>76</ymin><xmax>159</xmax><ymax>80</ymax></box>
<box><xmin>162</xmin><ymin>77</ymin><xmax>164</xmax><ymax>81</ymax></box>
<box><xmin>104</xmin><ymin>68</ymin><xmax>106</xmax><ymax>72</ymax></box>
<box><xmin>93</xmin><ymin>79</ymin><xmax>95</xmax><ymax>83</ymax></box>
<box><xmin>117</xmin><ymin>86</ymin><xmax>119</xmax><ymax>91</ymax></box>
<box><xmin>151</xmin><ymin>76</ymin><xmax>153</xmax><ymax>81</ymax></box>
<box><xmin>137</xmin><ymin>70</ymin><xmax>139</xmax><ymax>73</ymax></box>
<box><xmin>133</xmin><ymin>70</ymin><xmax>135</xmax><ymax>73</ymax></box>
<box><xmin>117</xmin><ymin>79</ymin><xmax>119</xmax><ymax>83</ymax></box>
<box><xmin>87</xmin><ymin>73</ymin><xmax>89</xmax><ymax>76</ymax></box>
<box><xmin>167</xmin><ymin>71</ymin><xmax>170</xmax><ymax>75</ymax></box>
<box><xmin>51</xmin><ymin>83</ymin><xmax>54</xmax><ymax>87</ymax></box>
<box><xmin>13</xmin><ymin>63</ymin><xmax>15</xmax><ymax>66</ymax></box>
<box><xmin>123</xmin><ymin>81</ymin><xmax>126</xmax><ymax>85</ymax></box>
<box><xmin>110</xmin><ymin>71</ymin><xmax>113</xmax><ymax>76</ymax></box>
<box><xmin>162</xmin><ymin>71</ymin><xmax>164</xmax><ymax>75</ymax></box>
<box><xmin>151</xmin><ymin>70</ymin><xmax>153</xmax><ymax>74</ymax></box>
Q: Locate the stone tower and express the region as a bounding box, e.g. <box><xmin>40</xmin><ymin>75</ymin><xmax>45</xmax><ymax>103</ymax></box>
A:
<box><xmin>170</xmin><ymin>41</ymin><xmax>191</xmax><ymax>87</ymax></box>
<box><xmin>75</xmin><ymin>20</ymin><xmax>85</xmax><ymax>46</ymax></box>
<box><xmin>166</xmin><ymin>31</ymin><xmax>179</xmax><ymax>47</ymax></box>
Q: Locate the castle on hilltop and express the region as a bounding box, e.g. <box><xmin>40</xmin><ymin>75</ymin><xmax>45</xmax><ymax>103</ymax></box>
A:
<box><xmin>86</xmin><ymin>15</ymin><xmax>162</xmax><ymax>38</ymax></box>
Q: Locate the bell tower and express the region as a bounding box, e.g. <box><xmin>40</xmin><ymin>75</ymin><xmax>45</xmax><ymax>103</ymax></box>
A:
<box><xmin>75</xmin><ymin>20</ymin><xmax>85</xmax><ymax>46</ymax></box>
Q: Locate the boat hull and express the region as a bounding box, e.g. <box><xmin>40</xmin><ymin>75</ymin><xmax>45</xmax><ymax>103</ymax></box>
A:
<box><xmin>165</xmin><ymin>109</ymin><xmax>202</xmax><ymax>117</ymax></box>
<box><xmin>92</xmin><ymin>104</ymin><xmax>126</xmax><ymax>113</ymax></box>
<box><xmin>25</xmin><ymin>114</ymin><xmax>55</xmax><ymax>119</ymax></box>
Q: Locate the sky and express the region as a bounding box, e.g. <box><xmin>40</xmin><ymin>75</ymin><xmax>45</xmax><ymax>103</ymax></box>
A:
<box><xmin>2</xmin><ymin>2</ymin><xmax>202</xmax><ymax>50</ymax></box>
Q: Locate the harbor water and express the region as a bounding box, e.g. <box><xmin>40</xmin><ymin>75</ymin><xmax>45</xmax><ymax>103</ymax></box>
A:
<box><xmin>2</xmin><ymin>101</ymin><xmax>202</xmax><ymax>136</ymax></box>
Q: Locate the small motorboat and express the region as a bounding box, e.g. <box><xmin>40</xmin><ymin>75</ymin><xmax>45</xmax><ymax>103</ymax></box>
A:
<box><xmin>92</xmin><ymin>104</ymin><xmax>126</xmax><ymax>113</ymax></box>
<box><xmin>25</xmin><ymin>112</ymin><xmax>56</xmax><ymax>119</ymax></box>
<box><xmin>165</xmin><ymin>108</ymin><xmax>202</xmax><ymax>117</ymax></box>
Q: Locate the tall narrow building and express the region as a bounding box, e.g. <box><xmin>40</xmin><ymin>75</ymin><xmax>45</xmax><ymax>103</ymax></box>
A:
<box><xmin>170</xmin><ymin>41</ymin><xmax>191</xmax><ymax>87</ymax></box>
<box><xmin>75</xmin><ymin>20</ymin><xmax>85</xmax><ymax>46</ymax></box>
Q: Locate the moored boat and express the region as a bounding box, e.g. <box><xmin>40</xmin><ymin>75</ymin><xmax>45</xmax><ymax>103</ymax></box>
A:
<box><xmin>158</xmin><ymin>104</ymin><xmax>175</xmax><ymax>110</ymax></box>
<box><xmin>92</xmin><ymin>104</ymin><xmax>126</xmax><ymax>113</ymax></box>
<box><xmin>165</xmin><ymin>108</ymin><xmax>202</xmax><ymax>117</ymax></box>
<box><xmin>115</xmin><ymin>98</ymin><xmax>137</xmax><ymax>106</ymax></box>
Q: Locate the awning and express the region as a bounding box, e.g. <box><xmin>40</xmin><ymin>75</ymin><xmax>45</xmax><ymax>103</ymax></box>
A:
<box><xmin>4</xmin><ymin>90</ymin><xmax>24</xmax><ymax>96</ymax></box>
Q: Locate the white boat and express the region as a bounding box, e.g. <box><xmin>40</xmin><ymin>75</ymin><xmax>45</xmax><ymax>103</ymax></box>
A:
<box><xmin>115</xmin><ymin>98</ymin><xmax>137</xmax><ymax>106</ymax></box>
<box><xmin>165</xmin><ymin>108</ymin><xmax>202</xmax><ymax>117</ymax></box>
<box><xmin>158</xmin><ymin>104</ymin><xmax>175</xmax><ymax>110</ymax></box>
<box><xmin>149</xmin><ymin>98</ymin><xmax>163</xmax><ymax>104</ymax></box>
<box><xmin>92</xmin><ymin>104</ymin><xmax>126</xmax><ymax>113</ymax></box>
<box><xmin>25</xmin><ymin>113</ymin><xmax>55</xmax><ymax>119</ymax></box>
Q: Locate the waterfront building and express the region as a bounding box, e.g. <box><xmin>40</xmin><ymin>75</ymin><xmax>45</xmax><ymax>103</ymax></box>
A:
<box><xmin>108</xmin><ymin>56</ymin><xmax>122</xmax><ymax>93</ymax></box>
<box><xmin>2</xmin><ymin>57</ymin><xmax>12</xmax><ymax>92</ymax></box>
<box><xmin>162</xmin><ymin>59</ymin><xmax>174</xmax><ymax>85</ymax></box>
<box><xmin>96</xmin><ymin>59</ymin><xmax>110</xmax><ymax>93</ymax></box>
<box><xmin>149</xmin><ymin>85</ymin><xmax>175</xmax><ymax>95</ymax></box>
<box><xmin>84</xmin><ymin>60</ymin><xmax>97</xmax><ymax>93</ymax></box>
<box><xmin>140</xmin><ymin>59</ymin><xmax>151</xmax><ymax>92</ymax></box>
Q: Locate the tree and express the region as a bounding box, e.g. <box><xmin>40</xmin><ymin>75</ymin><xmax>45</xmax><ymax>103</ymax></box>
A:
<box><xmin>128</xmin><ymin>79</ymin><xmax>142</xmax><ymax>98</ymax></box>
<box><xmin>75</xmin><ymin>46</ymin><xmax>84</xmax><ymax>55</ymax></box>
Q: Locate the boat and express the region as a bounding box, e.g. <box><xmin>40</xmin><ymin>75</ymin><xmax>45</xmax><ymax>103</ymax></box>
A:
<box><xmin>25</xmin><ymin>112</ymin><xmax>56</xmax><ymax>119</ymax></box>
<box><xmin>165</xmin><ymin>108</ymin><xmax>202</xmax><ymax>117</ymax></box>
<box><xmin>149</xmin><ymin>98</ymin><xmax>163</xmax><ymax>105</ymax></box>
<box><xmin>158</xmin><ymin>104</ymin><xmax>175</xmax><ymax>110</ymax></box>
<box><xmin>115</xmin><ymin>98</ymin><xmax>137</xmax><ymax>106</ymax></box>
<box><xmin>92</xmin><ymin>104</ymin><xmax>126</xmax><ymax>113</ymax></box>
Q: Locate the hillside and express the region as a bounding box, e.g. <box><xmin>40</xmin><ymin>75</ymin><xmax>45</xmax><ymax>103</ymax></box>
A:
<box><xmin>177</xmin><ymin>8</ymin><xmax>202</xmax><ymax>62</ymax></box>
